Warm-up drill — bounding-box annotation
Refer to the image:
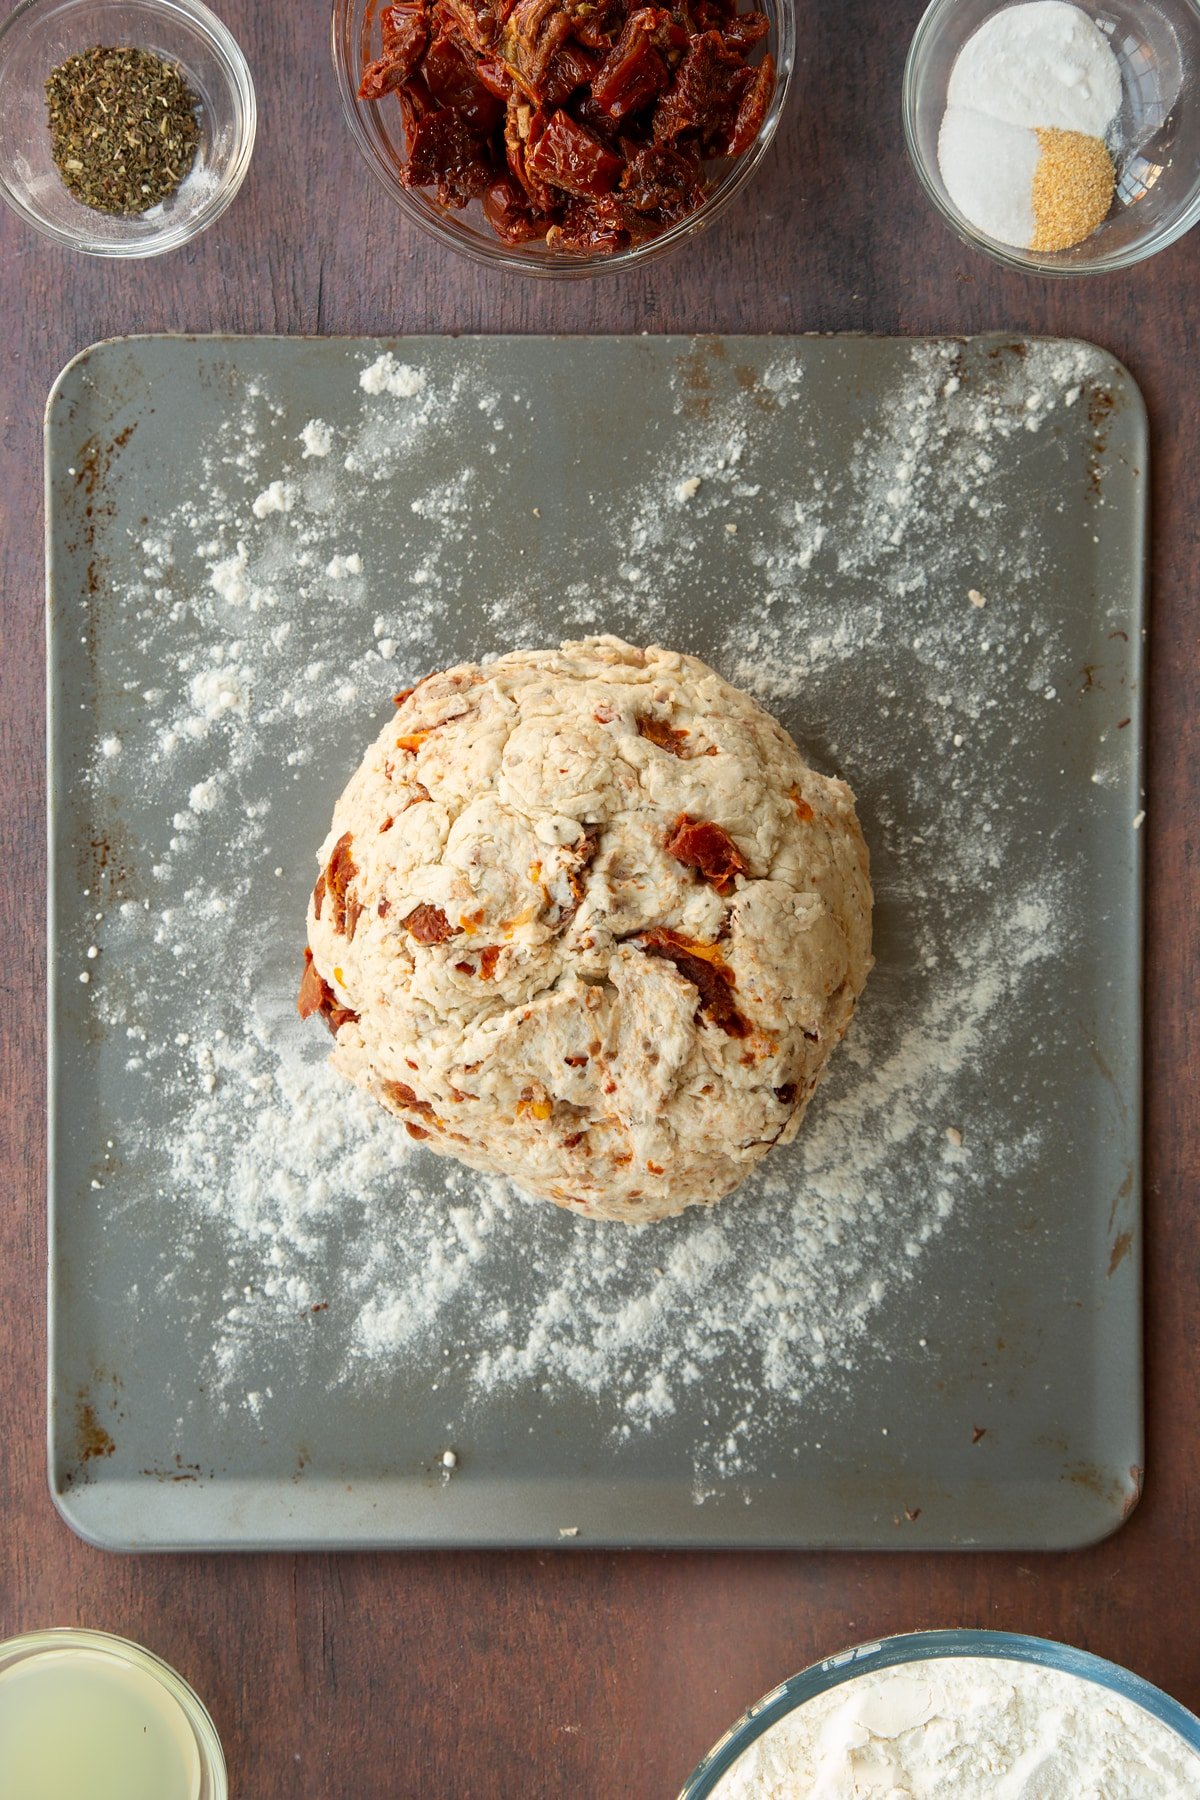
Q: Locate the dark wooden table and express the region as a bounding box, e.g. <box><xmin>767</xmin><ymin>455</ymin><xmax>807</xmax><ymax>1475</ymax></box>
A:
<box><xmin>2</xmin><ymin>2</ymin><xmax>1197</xmax><ymax>1794</ymax></box>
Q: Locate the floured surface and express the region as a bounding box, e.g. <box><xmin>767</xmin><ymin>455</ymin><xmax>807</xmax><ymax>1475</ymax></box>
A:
<box><xmin>46</xmin><ymin>335</ymin><xmax>1144</xmax><ymax>1547</ymax></box>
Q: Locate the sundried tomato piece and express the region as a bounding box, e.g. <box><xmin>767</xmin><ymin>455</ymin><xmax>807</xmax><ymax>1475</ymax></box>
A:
<box><xmin>723</xmin><ymin>51</ymin><xmax>772</xmax><ymax>155</ymax></box>
<box><xmin>398</xmin><ymin>75</ymin><xmax>440</xmax><ymax>153</ymax></box>
<box><xmin>573</xmin><ymin>0</ymin><xmax>622</xmax><ymax>50</ymax></box>
<box><xmin>479</xmin><ymin>945</ymin><xmax>502</xmax><ymax>978</ymax></box>
<box><xmin>297</xmin><ymin>947</ymin><xmax>326</xmax><ymax>1020</ymax></box>
<box><xmin>504</xmin><ymin>96</ymin><xmax>547</xmax><ymax>204</ymax></box>
<box><xmin>483</xmin><ymin>172</ymin><xmax>542</xmax><ymax>239</ymax></box>
<box><xmin>565</xmin><ymin>88</ymin><xmax>623</xmax><ymax>143</ymax></box>
<box><xmin>500</xmin><ymin>0</ymin><xmax>574</xmax><ymax>99</ymax></box>
<box><xmin>722</xmin><ymin>8</ymin><xmax>768</xmax><ymax>50</ymax></box>
<box><xmin>638</xmin><ymin>927</ymin><xmax>750</xmax><ymax>1038</ymax></box>
<box><xmin>665</xmin><ymin>814</ymin><xmax>747</xmax><ymax>893</ymax></box>
<box><xmin>637</xmin><ymin>713</ymin><xmax>691</xmax><ymax>754</ymax></box>
<box><xmin>525</xmin><ymin>108</ymin><xmax>623</xmax><ymax>196</ymax></box>
<box><xmin>620</xmin><ymin>141</ymin><xmax>707</xmax><ymax>219</ymax></box>
<box><xmin>382</xmin><ymin>1</ymin><xmax>429</xmax><ymax>50</ymax></box>
<box><xmin>652</xmin><ymin>30</ymin><xmax>744</xmax><ymax>147</ymax></box>
<box><xmin>382</xmin><ymin>1078</ymin><xmax>437</xmax><ymax>1118</ymax></box>
<box><xmin>593</xmin><ymin>10</ymin><xmax>677</xmax><ymax>119</ymax></box>
<box><xmin>440</xmin><ymin>0</ymin><xmax>505</xmax><ymax>53</ymax></box>
<box><xmin>546</xmin><ymin>193</ymin><xmax>646</xmax><ymax>250</ymax></box>
<box><xmin>424</xmin><ymin>32</ymin><xmax>505</xmax><ymax>132</ymax></box>
<box><xmin>312</xmin><ymin>872</ymin><xmax>326</xmax><ymax>920</ymax></box>
<box><xmin>325</xmin><ymin>832</ymin><xmax>358</xmax><ymax>935</ymax></box>
<box><xmin>542</xmin><ymin>41</ymin><xmax>600</xmax><ymax>108</ymax></box>
<box><xmin>789</xmin><ymin>787</ymin><xmax>813</xmax><ymax>822</ymax></box>
<box><xmin>401</xmin><ymin>108</ymin><xmax>494</xmax><ymax>206</ymax></box>
<box><xmin>475</xmin><ymin>53</ymin><xmax>516</xmax><ymax>97</ymax></box>
<box><xmin>402</xmin><ymin>902</ymin><xmax>456</xmax><ymax>944</ymax></box>
<box><xmin>297</xmin><ymin>949</ymin><xmax>359</xmax><ymax>1036</ymax></box>
<box><xmin>360</xmin><ymin>6</ymin><xmax>430</xmax><ymax>96</ymax></box>
<box><xmin>360</xmin><ymin>51</ymin><xmax>412</xmax><ymax>100</ymax></box>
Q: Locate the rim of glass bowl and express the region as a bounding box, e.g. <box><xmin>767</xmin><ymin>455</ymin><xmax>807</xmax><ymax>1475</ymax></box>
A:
<box><xmin>0</xmin><ymin>1627</ymin><xmax>228</xmax><ymax>1799</ymax></box>
<box><xmin>0</xmin><ymin>0</ymin><xmax>256</xmax><ymax>257</ymax></box>
<box><xmin>330</xmin><ymin>0</ymin><xmax>794</xmax><ymax>278</ymax></box>
<box><xmin>677</xmin><ymin>1628</ymin><xmax>1200</xmax><ymax>1798</ymax></box>
<box><xmin>902</xmin><ymin>0</ymin><xmax>1200</xmax><ymax>276</ymax></box>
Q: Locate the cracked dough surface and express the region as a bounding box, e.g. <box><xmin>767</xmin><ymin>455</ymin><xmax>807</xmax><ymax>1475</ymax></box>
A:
<box><xmin>301</xmin><ymin>635</ymin><xmax>873</xmax><ymax>1222</ymax></box>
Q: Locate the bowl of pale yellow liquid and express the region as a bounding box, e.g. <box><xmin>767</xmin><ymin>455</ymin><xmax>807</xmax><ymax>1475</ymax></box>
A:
<box><xmin>0</xmin><ymin>1628</ymin><xmax>226</xmax><ymax>1800</ymax></box>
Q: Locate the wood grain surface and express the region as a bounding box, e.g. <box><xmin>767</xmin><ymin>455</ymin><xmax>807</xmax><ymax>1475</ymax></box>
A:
<box><xmin>1</xmin><ymin>2</ymin><xmax>1197</xmax><ymax>1795</ymax></box>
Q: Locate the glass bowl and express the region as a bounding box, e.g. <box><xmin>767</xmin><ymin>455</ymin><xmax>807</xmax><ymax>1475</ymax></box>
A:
<box><xmin>679</xmin><ymin>1629</ymin><xmax>1200</xmax><ymax>1796</ymax></box>
<box><xmin>0</xmin><ymin>0</ymin><xmax>255</xmax><ymax>255</ymax></box>
<box><xmin>0</xmin><ymin>1627</ymin><xmax>227</xmax><ymax>1799</ymax></box>
<box><xmin>330</xmin><ymin>0</ymin><xmax>794</xmax><ymax>278</ymax></box>
<box><xmin>904</xmin><ymin>0</ymin><xmax>1200</xmax><ymax>274</ymax></box>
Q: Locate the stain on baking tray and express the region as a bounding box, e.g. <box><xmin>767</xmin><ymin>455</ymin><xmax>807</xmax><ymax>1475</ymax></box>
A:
<box><xmin>674</xmin><ymin>337</ymin><xmax>729</xmax><ymax>420</ymax></box>
<box><xmin>58</xmin><ymin>424</ymin><xmax>137</xmax><ymax>680</ymax></box>
<box><xmin>60</xmin><ymin>1372</ymin><xmax>125</xmax><ymax>1489</ymax></box>
<box><xmin>1064</xmin><ymin>1459</ymin><xmax>1142</xmax><ymax>1522</ymax></box>
<box><xmin>1086</xmin><ymin>382</ymin><xmax>1119</xmax><ymax>497</ymax></box>
<box><xmin>73</xmin><ymin>424</ymin><xmax>136</xmax><ymax>498</ymax></box>
<box><xmin>1107</xmin><ymin>1229</ymin><xmax>1134</xmax><ymax>1277</ymax></box>
<box><xmin>140</xmin><ymin>1453</ymin><xmax>206</xmax><ymax>1483</ymax></box>
<box><xmin>1107</xmin><ymin>1164</ymin><xmax>1134</xmax><ymax>1235</ymax></box>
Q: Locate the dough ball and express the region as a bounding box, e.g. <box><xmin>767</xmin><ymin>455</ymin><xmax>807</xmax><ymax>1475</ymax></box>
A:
<box><xmin>299</xmin><ymin>636</ymin><xmax>872</xmax><ymax>1222</ymax></box>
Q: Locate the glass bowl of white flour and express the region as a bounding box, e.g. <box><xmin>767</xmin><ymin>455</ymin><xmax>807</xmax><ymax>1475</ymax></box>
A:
<box><xmin>903</xmin><ymin>0</ymin><xmax>1200</xmax><ymax>273</ymax></box>
<box><xmin>678</xmin><ymin>1629</ymin><xmax>1200</xmax><ymax>1798</ymax></box>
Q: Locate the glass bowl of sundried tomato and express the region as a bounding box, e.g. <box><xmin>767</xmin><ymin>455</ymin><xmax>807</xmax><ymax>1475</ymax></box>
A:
<box><xmin>331</xmin><ymin>0</ymin><xmax>793</xmax><ymax>274</ymax></box>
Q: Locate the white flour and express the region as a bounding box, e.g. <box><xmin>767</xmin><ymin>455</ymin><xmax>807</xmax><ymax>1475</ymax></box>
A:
<box><xmin>709</xmin><ymin>1656</ymin><xmax>1200</xmax><ymax>1797</ymax></box>
<box><xmin>78</xmin><ymin>337</ymin><xmax>1126</xmax><ymax>1483</ymax></box>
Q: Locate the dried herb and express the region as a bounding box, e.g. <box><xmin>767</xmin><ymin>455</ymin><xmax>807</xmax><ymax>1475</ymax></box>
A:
<box><xmin>45</xmin><ymin>45</ymin><xmax>200</xmax><ymax>215</ymax></box>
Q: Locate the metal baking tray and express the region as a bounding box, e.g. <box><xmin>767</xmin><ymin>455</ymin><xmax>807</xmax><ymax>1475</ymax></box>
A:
<box><xmin>46</xmin><ymin>334</ymin><xmax>1145</xmax><ymax>1549</ymax></box>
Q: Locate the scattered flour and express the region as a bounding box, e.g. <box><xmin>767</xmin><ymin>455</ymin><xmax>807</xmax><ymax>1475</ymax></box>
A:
<box><xmin>299</xmin><ymin>419</ymin><xmax>333</xmax><ymax>459</ymax></box>
<box><xmin>74</xmin><ymin>338</ymin><xmax>1130</xmax><ymax>1485</ymax></box>
<box><xmin>251</xmin><ymin>480</ymin><xmax>295</xmax><ymax>519</ymax></box>
<box><xmin>359</xmin><ymin>353</ymin><xmax>427</xmax><ymax>399</ymax></box>
<box><xmin>326</xmin><ymin>552</ymin><xmax>363</xmax><ymax>579</ymax></box>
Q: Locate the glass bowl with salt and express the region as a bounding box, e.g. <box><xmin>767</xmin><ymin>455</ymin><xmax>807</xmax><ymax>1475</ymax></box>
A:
<box><xmin>904</xmin><ymin>0</ymin><xmax>1200</xmax><ymax>273</ymax></box>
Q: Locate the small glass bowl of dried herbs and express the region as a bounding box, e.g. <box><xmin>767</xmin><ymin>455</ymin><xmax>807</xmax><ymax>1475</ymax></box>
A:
<box><xmin>0</xmin><ymin>0</ymin><xmax>255</xmax><ymax>255</ymax></box>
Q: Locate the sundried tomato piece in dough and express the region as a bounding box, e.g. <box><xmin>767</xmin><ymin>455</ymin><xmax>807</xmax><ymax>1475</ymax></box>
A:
<box><xmin>665</xmin><ymin>813</ymin><xmax>747</xmax><ymax>894</ymax></box>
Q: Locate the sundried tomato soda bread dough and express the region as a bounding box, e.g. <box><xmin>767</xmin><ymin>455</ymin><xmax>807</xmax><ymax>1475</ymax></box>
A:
<box><xmin>299</xmin><ymin>637</ymin><xmax>872</xmax><ymax>1221</ymax></box>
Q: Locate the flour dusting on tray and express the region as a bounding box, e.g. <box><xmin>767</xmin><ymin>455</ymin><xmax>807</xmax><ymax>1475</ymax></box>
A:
<box><xmin>77</xmin><ymin>338</ymin><xmax>1121</xmax><ymax>1485</ymax></box>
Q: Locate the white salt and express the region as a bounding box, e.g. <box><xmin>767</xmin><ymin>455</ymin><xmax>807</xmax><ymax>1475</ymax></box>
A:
<box><xmin>947</xmin><ymin>2</ymin><xmax>1122</xmax><ymax>137</ymax></box>
<box><xmin>939</xmin><ymin>107</ymin><xmax>1039</xmax><ymax>249</ymax></box>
